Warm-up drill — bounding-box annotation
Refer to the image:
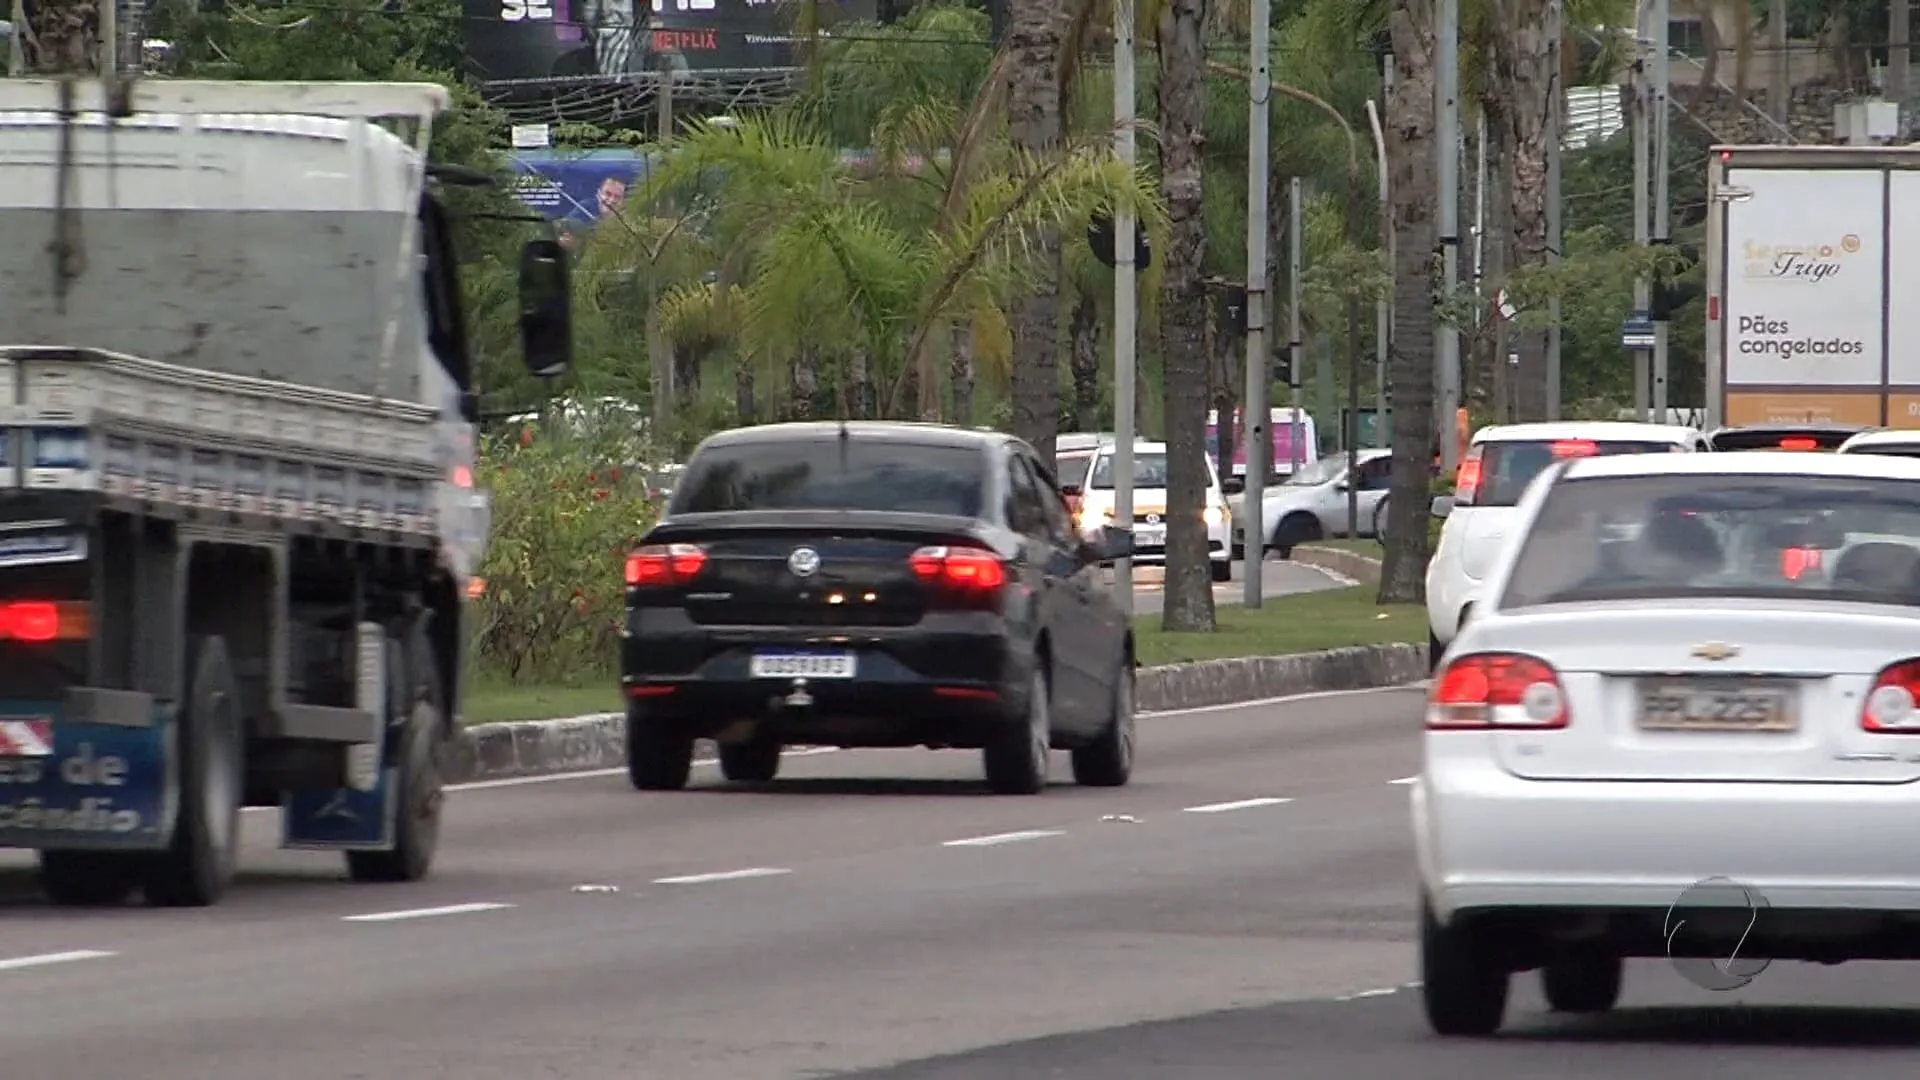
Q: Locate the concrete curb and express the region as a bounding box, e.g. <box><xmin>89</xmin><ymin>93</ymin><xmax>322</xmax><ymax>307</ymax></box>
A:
<box><xmin>444</xmin><ymin>641</ymin><xmax>1426</xmax><ymax>784</ymax></box>
<box><xmin>1293</xmin><ymin>544</ymin><xmax>1384</xmax><ymax>584</ymax></box>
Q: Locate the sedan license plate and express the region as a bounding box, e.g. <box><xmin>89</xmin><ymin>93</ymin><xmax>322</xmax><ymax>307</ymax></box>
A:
<box><xmin>1136</xmin><ymin>528</ymin><xmax>1165</xmax><ymax>547</ymax></box>
<box><xmin>749</xmin><ymin>652</ymin><xmax>856</xmax><ymax>679</ymax></box>
<box><xmin>1637</xmin><ymin>680</ymin><xmax>1797</xmax><ymax>732</ymax></box>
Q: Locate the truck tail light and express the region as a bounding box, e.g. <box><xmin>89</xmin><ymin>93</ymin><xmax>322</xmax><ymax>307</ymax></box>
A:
<box><xmin>910</xmin><ymin>545</ymin><xmax>1007</xmax><ymax>609</ymax></box>
<box><xmin>1428</xmin><ymin>652</ymin><xmax>1568</xmax><ymax>730</ymax></box>
<box><xmin>1863</xmin><ymin>659</ymin><xmax>1920</xmax><ymax>732</ymax></box>
<box><xmin>0</xmin><ymin>601</ymin><xmax>89</xmax><ymax>643</ymax></box>
<box><xmin>626</xmin><ymin>543</ymin><xmax>707</xmax><ymax>587</ymax></box>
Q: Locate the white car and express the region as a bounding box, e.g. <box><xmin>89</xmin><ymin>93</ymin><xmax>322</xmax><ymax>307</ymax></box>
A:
<box><xmin>1056</xmin><ymin>440</ymin><xmax>1232</xmax><ymax>582</ymax></box>
<box><xmin>1425</xmin><ymin>421</ymin><xmax>1706</xmax><ymax>670</ymax></box>
<box><xmin>1414</xmin><ymin>450</ymin><xmax>1920</xmax><ymax>1036</ymax></box>
<box><xmin>1226</xmin><ymin>447</ymin><xmax>1395</xmax><ymax>558</ymax></box>
<box><xmin>1840</xmin><ymin>428</ymin><xmax>1920</xmax><ymax>458</ymax></box>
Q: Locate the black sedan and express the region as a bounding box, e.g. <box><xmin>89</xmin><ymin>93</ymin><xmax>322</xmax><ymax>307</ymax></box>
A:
<box><xmin>620</xmin><ymin>421</ymin><xmax>1138</xmax><ymax>795</ymax></box>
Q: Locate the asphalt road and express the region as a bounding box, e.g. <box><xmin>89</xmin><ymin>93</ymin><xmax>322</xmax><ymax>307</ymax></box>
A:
<box><xmin>0</xmin><ymin>685</ymin><xmax>1913</xmax><ymax>1078</ymax></box>
<box><xmin>1126</xmin><ymin>555</ymin><xmax>1341</xmax><ymax>615</ymax></box>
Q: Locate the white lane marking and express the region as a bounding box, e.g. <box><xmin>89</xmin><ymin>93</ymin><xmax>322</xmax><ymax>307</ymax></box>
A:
<box><xmin>241</xmin><ymin>746</ymin><xmax>843</xmax><ymax>810</ymax></box>
<box><xmin>1390</xmin><ymin>776</ymin><xmax>1418</xmax><ymax>785</ymax></box>
<box><xmin>1298</xmin><ymin>563</ymin><xmax>1360</xmax><ymax>587</ymax></box>
<box><xmin>653</xmin><ymin>867</ymin><xmax>791</xmax><ymax>885</ymax></box>
<box><xmin>341</xmin><ymin>902</ymin><xmax>515</xmax><ymax>923</ymax></box>
<box><xmin>1183</xmin><ymin>796</ymin><xmax>1293</xmax><ymax>814</ymax></box>
<box><xmin>237</xmin><ymin>683</ymin><xmax>1431</xmax><ymax>813</ymax></box>
<box><xmin>1334</xmin><ymin>985</ymin><xmax>1406</xmax><ymax>1002</ymax></box>
<box><xmin>942</xmin><ymin>829</ymin><xmax>1065</xmax><ymax>847</ymax></box>
<box><xmin>0</xmin><ymin>949</ymin><xmax>116</xmax><ymax>972</ymax></box>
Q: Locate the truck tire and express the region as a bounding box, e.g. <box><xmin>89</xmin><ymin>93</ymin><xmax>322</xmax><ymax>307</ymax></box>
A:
<box><xmin>347</xmin><ymin>632</ymin><xmax>445</xmax><ymax>883</ymax></box>
<box><xmin>38</xmin><ymin>850</ymin><xmax>139</xmax><ymax>907</ymax></box>
<box><xmin>144</xmin><ymin>636</ymin><xmax>244</xmax><ymax>908</ymax></box>
<box><xmin>719</xmin><ymin>732</ymin><xmax>782</xmax><ymax>783</ymax></box>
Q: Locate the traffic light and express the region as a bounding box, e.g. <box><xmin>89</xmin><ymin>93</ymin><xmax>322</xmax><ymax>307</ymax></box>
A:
<box><xmin>1649</xmin><ymin>239</ymin><xmax>1702</xmax><ymax>322</ymax></box>
<box><xmin>1087</xmin><ymin>214</ymin><xmax>1154</xmax><ymax>271</ymax></box>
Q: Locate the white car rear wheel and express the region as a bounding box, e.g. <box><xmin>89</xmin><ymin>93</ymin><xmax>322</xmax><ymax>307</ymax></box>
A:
<box><xmin>1420</xmin><ymin>898</ymin><xmax>1509</xmax><ymax>1036</ymax></box>
<box><xmin>1541</xmin><ymin>949</ymin><xmax>1623</xmax><ymax>1014</ymax></box>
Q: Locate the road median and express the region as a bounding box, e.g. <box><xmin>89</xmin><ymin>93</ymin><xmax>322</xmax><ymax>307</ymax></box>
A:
<box><xmin>445</xmin><ymin>639</ymin><xmax>1426</xmax><ymax>784</ymax></box>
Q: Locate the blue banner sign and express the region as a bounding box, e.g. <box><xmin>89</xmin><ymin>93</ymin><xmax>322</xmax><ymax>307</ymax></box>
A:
<box><xmin>0</xmin><ymin>704</ymin><xmax>171</xmax><ymax>852</ymax></box>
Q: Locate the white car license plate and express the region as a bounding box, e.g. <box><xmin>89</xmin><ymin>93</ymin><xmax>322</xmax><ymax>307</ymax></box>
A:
<box><xmin>1136</xmin><ymin>528</ymin><xmax>1165</xmax><ymax>547</ymax></box>
<box><xmin>749</xmin><ymin>652</ymin><xmax>857</xmax><ymax>679</ymax></box>
<box><xmin>1636</xmin><ymin>680</ymin><xmax>1797</xmax><ymax>732</ymax></box>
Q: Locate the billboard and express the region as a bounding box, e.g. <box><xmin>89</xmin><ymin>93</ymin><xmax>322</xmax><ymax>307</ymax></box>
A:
<box><xmin>507</xmin><ymin>149</ymin><xmax>653</xmax><ymax>221</ymax></box>
<box><xmin>1719</xmin><ymin>164</ymin><xmax>1892</xmax><ymax>427</ymax></box>
<box><xmin>465</xmin><ymin>0</ymin><xmax>874</xmax><ymax>82</ymax></box>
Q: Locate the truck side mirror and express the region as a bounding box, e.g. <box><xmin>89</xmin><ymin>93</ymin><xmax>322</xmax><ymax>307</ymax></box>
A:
<box><xmin>518</xmin><ymin>238</ymin><xmax>572</xmax><ymax>378</ymax></box>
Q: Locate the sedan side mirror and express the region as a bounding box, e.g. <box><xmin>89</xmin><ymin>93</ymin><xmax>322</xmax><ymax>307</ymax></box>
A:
<box><xmin>1060</xmin><ymin>483</ymin><xmax>1082</xmax><ymax>498</ymax></box>
<box><xmin>1220</xmin><ymin>476</ymin><xmax>1245</xmax><ymax>496</ymax></box>
<box><xmin>1081</xmin><ymin>524</ymin><xmax>1135</xmax><ymax>566</ymax></box>
<box><xmin>1430</xmin><ymin>495</ymin><xmax>1455</xmax><ymax>519</ymax></box>
<box><xmin>518</xmin><ymin>238</ymin><xmax>573</xmax><ymax>378</ymax></box>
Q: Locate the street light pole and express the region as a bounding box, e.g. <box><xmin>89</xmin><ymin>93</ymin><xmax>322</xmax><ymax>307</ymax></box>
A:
<box><xmin>1112</xmin><ymin>0</ymin><xmax>1138</xmax><ymax>600</ymax></box>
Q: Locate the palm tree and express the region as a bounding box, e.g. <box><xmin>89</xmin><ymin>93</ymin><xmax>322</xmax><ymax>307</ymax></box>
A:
<box><xmin>1004</xmin><ymin>0</ymin><xmax>1071</xmax><ymax>470</ymax></box>
<box><xmin>1154</xmin><ymin>0</ymin><xmax>1217</xmax><ymax>632</ymax></box>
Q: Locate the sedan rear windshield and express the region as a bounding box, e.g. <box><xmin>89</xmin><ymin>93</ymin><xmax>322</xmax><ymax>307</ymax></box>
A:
<box><xmin>671</xmin><ymin>439</ymin><xmax>987</xmax><ymax>517</ymax></box>
<box><xmin>1501</xmin><ymin>473</ymin><xmax>1920</xmax><ymax>609</ymax></box>
<box><xmin>1472</xmin><ymin>440</ymin><xmax>1677</xmax><ymax>507</ymax></box>
<box><xmin>1845</xmin><ymin>443</ymin><xmax>1920</xmax><ymax>459</ymax></box>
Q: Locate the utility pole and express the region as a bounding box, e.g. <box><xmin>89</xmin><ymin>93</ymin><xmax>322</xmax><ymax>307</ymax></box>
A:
<box><xmin>1631</xmin><ymin>6</ymin><xmax>1651</xmax><ymax>421</ymax></box>
<box><xmin>1366</xmin><ymin>94</ymin><xmax>1390</xmax><ymax>449</ymax></box>
<box><xmin>1288</xmin><ymin>177</ymin><xmax>1304</xmax><ymax>477</ymax></box>
<box><xmin>1545</xmin><ymin>0</ymin><xmax>1565</xmax><ymax>420</ymax></box>
<box><xmin>1112</xmin><ymin>0</ymin><xmax>1138</xmax><ymax>600</ymax></box>
<box><xmin>648</xmin><ymin>55</ymin><xmax>677</xmax><ymax>439</ymax></box>
<box><xmin>1436</xmin><ymin>0</ymin><xmax>1461</xmax><ymax>474</ymax></box>
<box><xmin>101</xmin><ymin>0</ymin><xmax>117</xmax><ymax>76</ymax></box>
<box><xmin>1240</xmin><ymin>0</ymin><xmax>1271</xmax><ymax>607</ymax></box>
<box><xmin>1893</xmin><ymin>0</ymin><xmax>1910</xmax><ymax>135</ymax></box>
<box><xmin>1769</xmin><ymin>0</ymin><xmax>1788</xmax><ymax>126</ymax></box>
<box><xmin>8</xmin><ymin>0</ymin><xmax>25</xmax><ymax>75</ymax></box>
<box><xmin>1650</xmin><ymin>0</ymin><xmax>1671</xmax><ymax>419</ymax></box>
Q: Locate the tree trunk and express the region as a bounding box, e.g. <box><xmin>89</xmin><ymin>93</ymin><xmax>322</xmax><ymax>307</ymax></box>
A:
<box><xmin>733</xmin><ymin>357</ymin><xmax>755</xmax><ymax>425</ymax></box>
<box><xmin>948</xmin><ymin>321</ymin><xmax>975</xmax><ymax>425</ymax></box>
<box><xmin>1006</xmin><ymin>0</ymin><xmax>1065</xmax><ymax>469</ymax></box>
<box><xmin>788</xmin><ymin>350</ymin><xmax>819</xmax><ymax>420</ymax></box>
<box><xmin>26</xmin><ymin>0</ymin><xmax>103</xmax><ymax>74</ymax></box>
<box><xmin>1377</xmin><ymin>0</ymin><xmax>1441</xmax><ymax>607</ymax></box>
<box><xmin>1489</xmin><ymin>0</ymin><xmax>1554</xmax><ymax>423</ymax></box>
<box><xmin>1068</xmin><ymin>290</ymin><xmax>1101</xmax><ymax>429</ymax></box>
<box><xmin>1155</xmin><ymin>0</ymin><xmax>1216</xmax><ymax>633</ymax></box>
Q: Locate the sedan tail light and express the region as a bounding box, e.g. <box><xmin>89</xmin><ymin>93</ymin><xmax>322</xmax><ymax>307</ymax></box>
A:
<box><xmin>909</xmin><ymin>545</ymin><xmax>1007</xmax><ymax>609</ymax></box>
<box><xmin>626</xmin><ymin>543</ymin><xmax>707</xmax><ymax>587</ymax></box>
<box><xmin>1863</xmin><ymin>659</ymin><xmax>1920</xmax><ymax>732</ymax></box>
<box><xmin>1428</xmin><ymin>652</ymin><xmax>1569</xmax><ymax>730</ymax></box>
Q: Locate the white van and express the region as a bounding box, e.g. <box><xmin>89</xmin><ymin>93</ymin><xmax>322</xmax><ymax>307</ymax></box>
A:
<box><xmin>1055</xmin><ymin>440</ymin><xmax>1233</xmax><ymax>582</ymax></box>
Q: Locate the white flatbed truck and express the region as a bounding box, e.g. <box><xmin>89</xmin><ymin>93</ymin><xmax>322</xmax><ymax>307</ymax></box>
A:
<box><xmin>0</xmin><ymin>76</ymin><xmax>571</xmax><ymax>906</ymax></box>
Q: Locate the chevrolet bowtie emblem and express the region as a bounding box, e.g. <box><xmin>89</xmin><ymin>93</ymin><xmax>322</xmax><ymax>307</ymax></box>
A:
<box><xmin>1691</xmin><ymin>641</ymin><xmax>1740</xmax><ymax>662</ymax></box>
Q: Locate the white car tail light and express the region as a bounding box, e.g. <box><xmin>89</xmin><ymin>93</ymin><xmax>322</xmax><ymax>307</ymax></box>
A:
<box><xmin>1864</xmin><ymin>659</ymin><xmax>1920</xmax><ymax>732</ymax></box>
<box><xmin>1428</xmin><ymin>652</ymin><xmax>1569</xmax><ymax>730</ymax></box>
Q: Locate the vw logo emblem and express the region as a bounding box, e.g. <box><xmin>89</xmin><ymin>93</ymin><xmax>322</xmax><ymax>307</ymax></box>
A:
<box><xmin>1145</xmin><ymin>513</ymin><xmax>1161</xmax><ymax>525</ymax></box>
<box><xmin>787</xmin><ymin>547</ymin><xmax>821</xmax><ymax>577</ymax></box>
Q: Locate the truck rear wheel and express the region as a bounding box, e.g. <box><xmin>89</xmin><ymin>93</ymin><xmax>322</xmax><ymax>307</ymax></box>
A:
<box><xmin>39</xmin><ymin>850</ymin><xmax>139</xmax><ymax>907</ymax></box>
<box><xmin>347</xmin><ymin>632</ymin><xmax>445</xmax><ymax>883</ymax></box>
<box><xmin>144</xmin><ymin>636</ymin><xmax>244</xmax><ymax>908</ymax></box>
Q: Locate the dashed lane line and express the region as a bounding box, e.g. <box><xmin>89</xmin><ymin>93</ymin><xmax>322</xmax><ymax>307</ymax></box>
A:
<box><xmin>0</xmin><ymin>949</ymin><xmax>117</xmax><ymax>972</ymax></box>
<box><xmin>942</xmin><ymin>829</ymin><xmax>1066</xmax><ymax>848</ymax></box>
<box><xmin>341</xmin><ymin>902</ymin><xmax>516</xmax><ymax>923</ymax></box>
<box><xmin>1183</xmin><ymin>797</ymin><xmax>1293</xmax><ymax>814</ymax></box>
<box><xmin>653</xmin><ymin>867</ymin><xmax>792</xmax><ymax>885</ymax></box>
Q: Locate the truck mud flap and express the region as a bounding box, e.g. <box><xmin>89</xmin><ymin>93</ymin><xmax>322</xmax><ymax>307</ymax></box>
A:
<box><xmin>282</xmin><ymin>622</ymin><xmax>395</xmax><ymax>852</ymax></box>
<box><xmin>0</xmin><ymin>698</ymin><xmax>174</xmax><ymax>852</ymax></box>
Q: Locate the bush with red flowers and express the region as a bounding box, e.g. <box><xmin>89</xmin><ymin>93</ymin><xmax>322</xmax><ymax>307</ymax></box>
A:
<box><xmin>470</xmin><ymin>418</ymin><xmax>659</xmax><ymax>683</ymax></box>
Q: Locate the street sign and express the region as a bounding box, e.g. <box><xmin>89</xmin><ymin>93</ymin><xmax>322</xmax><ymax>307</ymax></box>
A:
<box><xmin>1620</xmin><ymin>314</ymin><xmax>1656</xmax><ymax>350</ymax></box>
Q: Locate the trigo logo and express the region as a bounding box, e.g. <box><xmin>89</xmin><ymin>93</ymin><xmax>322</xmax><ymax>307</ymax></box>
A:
<box><xmin>1742</xmin><ymin>235</ymin><xmax>1862</xmax><ymax>285</ymax></box>
<box><xmin>1664</xmin><ymin>875</ymin><xmax>1773</xmax><ymax>991</ymax></box>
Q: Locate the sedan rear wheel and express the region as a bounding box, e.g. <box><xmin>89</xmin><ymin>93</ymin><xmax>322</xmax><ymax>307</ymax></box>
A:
<box><xmin>1420</xmin><ymin>897</ymin><xmax>1509</xmax><ymax>1036</ymax></box>
<box><xmin>984</xmin><ymin>670</ymin><xmax>1050</xmax><ymax>795</ymax></box>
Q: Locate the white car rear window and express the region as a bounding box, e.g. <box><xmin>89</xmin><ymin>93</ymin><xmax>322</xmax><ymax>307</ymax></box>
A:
<box><xmin>1501</xmin><ymin>473</ymin><xmax>1920</xmax><ymax>609</ymax></box>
